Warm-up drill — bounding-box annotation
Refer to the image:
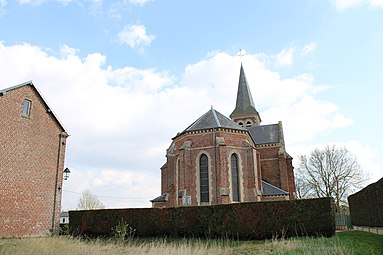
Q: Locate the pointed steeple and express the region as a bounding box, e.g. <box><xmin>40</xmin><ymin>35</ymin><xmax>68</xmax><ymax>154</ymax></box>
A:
<box><xmin>230</xmin><ymin>64</ymin><xmax>261</xmax><ymax>127</ymax></box>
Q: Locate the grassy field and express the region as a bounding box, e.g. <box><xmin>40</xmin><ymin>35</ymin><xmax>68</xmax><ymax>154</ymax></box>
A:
<box><xmin>0</xmin><ymin>231</ymin><xmax>382</xmax><ymax>255</ymax></box>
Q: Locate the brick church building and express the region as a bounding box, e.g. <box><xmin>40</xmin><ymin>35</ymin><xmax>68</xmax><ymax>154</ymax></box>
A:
<box><xmin>151</xmin><ymin>64</ymin><xmax>296</xmax><ymax>208</ymax></box>
<box><xmin>0</xmin><ymin>81</ymin><xmax>68</xmax><ymax>237</ymax></box>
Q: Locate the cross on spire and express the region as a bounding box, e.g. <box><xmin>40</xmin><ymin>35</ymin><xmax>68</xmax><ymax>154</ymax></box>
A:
<box><xmin>237</xmin><ymin>49</ymin><xmax>246</xmax><ymax>62</ymax></box>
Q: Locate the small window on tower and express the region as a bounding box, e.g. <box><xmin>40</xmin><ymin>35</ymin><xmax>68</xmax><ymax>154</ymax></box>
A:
<box><xmin>22</xmin><ymin>99</ymin><xmax>31</xmax><ymax>117</ymax></box>
<box><xmin>238</xmin><ymin>122</ymin><xmax>243</xmax><ymax>127</ymax></box>
<box><xmin>246</xmin><ymin>121</ymin><xmax>252</xmax><ymax>127</ymax></box>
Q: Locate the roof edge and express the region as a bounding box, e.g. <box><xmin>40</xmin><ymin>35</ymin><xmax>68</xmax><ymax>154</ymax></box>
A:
<box><xmin>0</xmin><ymin>81</ymin><xmax>69</xmax><ymax>135</ymax></box>
<box><xmin>172</xmin><ymin>126</ymin><xmax>249</xmax><ymax>140</ymax></box>
<box><xmin>262</xmin><ymin>180</ymin><xmax>289</xmax><ymax>195</ymax></box>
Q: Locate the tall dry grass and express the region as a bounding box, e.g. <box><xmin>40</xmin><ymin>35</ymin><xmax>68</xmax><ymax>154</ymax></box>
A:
<box><xmin>254</xmin><ymin>236</ymin><xmax>351</xmax><ymax>255</ymax></box>
<box><xmin>0</xmin><ymin>236</ymin><xmax>233</xmax><ymax>255</ymax></box>
<box><xmin>1</xmin><ymin>231</ymin><xmax>379</xmax><ymax>254</ymax></box>
<box><xmin>0</xmin><ymin>234</ymin><xmax>356</xmax><ymax>255</ymax></box>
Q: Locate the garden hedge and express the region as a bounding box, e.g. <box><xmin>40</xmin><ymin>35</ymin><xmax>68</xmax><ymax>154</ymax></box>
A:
<box><xmin>69</xmin><ymin>197</ymin><xmax>335</xmax><ymax>239</ymax></box>
<box><xmin>348</xmin><ymin>177</ymin><xmax>383</xmax><ymax>227</ymax></box>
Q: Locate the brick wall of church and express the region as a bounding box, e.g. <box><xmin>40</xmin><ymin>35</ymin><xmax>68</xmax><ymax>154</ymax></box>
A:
<box><xmin>286</xmin><ymin>157</ymin><xmax>296</xmax><ymax>197</ymax></box>
<box><xmin>162</xmin><ymin>129</ymin><xmax>261</xmax><ymax>207</ymax></box>
<box><xmin>256</xmin><ymin>146</ymin><xmax>296</xmax><ymax>197</ymax></box>
<box><xmin>0</xmin><ymin>85</ymin><xmax>67</xmax><ymax>237</ymax></box>
<box><xmin>257</xmin><ymin>146</ymin><xmax>281</xmax><ymax>187</ymax></box>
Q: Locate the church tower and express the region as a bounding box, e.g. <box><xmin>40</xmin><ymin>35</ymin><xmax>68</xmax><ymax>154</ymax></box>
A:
<box><xmin>230</xmin><ymin>64</ymin><xmax>261</xmax><ymax>127</ymax></box>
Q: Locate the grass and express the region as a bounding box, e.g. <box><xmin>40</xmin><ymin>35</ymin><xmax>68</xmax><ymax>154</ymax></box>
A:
<box><xmin>334</xmin><ymin>231</ymin><xmax>383</xmax><ymax>255</ymax></box>
<box><xmin>2</xmin><ymin>237</ymin><xmax>233</xmax><ymax>255</ymax></box>
<box><xmin>0</xmin><ymin>231</ymin><xmax>382</xmax><ymax>255</ymax></box>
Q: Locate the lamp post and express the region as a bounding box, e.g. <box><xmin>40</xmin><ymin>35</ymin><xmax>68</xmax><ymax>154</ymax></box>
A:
<box><xmin>63</xmin><ymin>167</ymin><xmax>71</xmax><ymax>180</ymax></box>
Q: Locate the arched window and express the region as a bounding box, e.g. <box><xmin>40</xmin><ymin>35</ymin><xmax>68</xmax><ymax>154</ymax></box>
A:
<box><xmin>238</xmin><ymin>122</ymin><xmax>244</xmax><ymax>127</ymax></box>
<box><xmin>246</xmin><ymin>121</ymin><xmax>252</xmax><ymax>127</ymax></box>
<box><xmin>231</xmin><ymin>154</ymin><xmax>240</xmax><ymax>202</ymax></box>
<box><xmin>199</xmin><ymin>154</ymin><xmax>209</xmax><ymax>203</ymax></box>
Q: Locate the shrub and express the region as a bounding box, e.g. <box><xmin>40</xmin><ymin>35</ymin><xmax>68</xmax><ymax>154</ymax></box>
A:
<box><xmin>69</xmin><ymin>197</ymin><xmax>335</xmax><ymax>240</ymax></box>
<box><xmin>112</xmin><ymin>220</ymin><xmax>136</xmax><ymax>242</ymax></box>
<box><xmin>348</xmin><ymin>177</ymin><xmax>383</xmax><ymax>227</ymax></box>
<box><xmin>59</xmin><ymin>224</ymin><xmax>70</xmax><ymax>235</ymax></box>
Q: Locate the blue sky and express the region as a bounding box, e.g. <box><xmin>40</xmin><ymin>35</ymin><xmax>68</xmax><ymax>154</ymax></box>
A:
<box><xmin>1</xmin><ymin>0</ymin><xmax>382</xmax><ymax>210</ymax></box>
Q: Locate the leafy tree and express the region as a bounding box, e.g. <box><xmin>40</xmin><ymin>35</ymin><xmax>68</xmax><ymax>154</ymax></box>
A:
<box><xmin>77</xmin><ymin>189</ymin><xmax>105</xmax><ymax>210</ymax></box>
<box><xmin>296</xmin><ymin>145</ymin><xmax>366</xmax><ymax>212</ymax></box>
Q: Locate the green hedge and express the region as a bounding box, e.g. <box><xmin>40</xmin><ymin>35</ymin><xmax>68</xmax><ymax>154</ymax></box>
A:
<box><xmin>69</xmin><ymin>197</ymin><xmax>335</xmax><ymax>239</ymax></box>
<box><xmin>348</xmin><ymin>178</ymin><xmax>383</xmax><ymax>227</ymax></box>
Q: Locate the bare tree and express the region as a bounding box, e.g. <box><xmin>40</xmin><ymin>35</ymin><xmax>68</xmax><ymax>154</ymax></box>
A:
<box><xmin>77</xmin><ymin>190</ymin><xmax>105</xmax><ymax>210</ymax></box>
<box><xmin>294</xmin><ymin>173</ymin><xmax>312</xmax><ymax>199</ymax></box>
<box><xmin>297</xmin><ymin>145</ymin><xmax>366</xmax><ymax>212</ymax></box>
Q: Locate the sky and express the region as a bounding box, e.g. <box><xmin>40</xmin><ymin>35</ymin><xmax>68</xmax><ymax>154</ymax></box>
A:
<box><xmin>1</xmin><ymin>0</ymin><xmax>382</xmax><ymax>210</ymax></box>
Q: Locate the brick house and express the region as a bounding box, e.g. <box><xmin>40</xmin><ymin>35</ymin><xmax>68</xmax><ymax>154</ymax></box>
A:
<box><xmin>151</xmin><ymin>64</ymin><xmax>296</xmax><ymax>207</ymax></box>
<box><xmin>0</xmin><ymin>81</ymin><xmax>68</xmax><ymax>237</ymax></box>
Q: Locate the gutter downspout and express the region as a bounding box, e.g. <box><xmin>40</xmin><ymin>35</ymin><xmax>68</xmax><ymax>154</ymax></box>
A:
<box><xmin>51</xmin><ymin>133</ymin><xmax>65</xmax><ymax>233</ymax></box>
<box><xmin>211</xmin><ymin>107</ymin><xmax>220</xmax><ymax>205</ymax></box>
<box><xmin>213</xmin><ymin>127</ymin><xmax>218</xmax><ymax>204</ymax></box>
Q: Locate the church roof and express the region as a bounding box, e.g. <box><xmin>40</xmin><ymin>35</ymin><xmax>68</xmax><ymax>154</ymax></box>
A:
<box><xmin>262</xmin><ymin>180</ymin><xmax>289</xmax><ymax>196</ymax></box>
<box><xmin>247</xmin><ymin>124</ymin><xmax>280</xmax><ymax>144</ymax></box>
<box><xmin>230</xmin><ymin>64</ymin><xmax>261</xmax><ymax>120</ymax></box>
<box><xmin>181</xmin><ymin>107</ymin><xmax>247</xmax><ymax>133</ymax></box>
<box><xmin>150</xmin><ymin>193</ymin><xmax>168</xmax><ymax>203</ymax></box>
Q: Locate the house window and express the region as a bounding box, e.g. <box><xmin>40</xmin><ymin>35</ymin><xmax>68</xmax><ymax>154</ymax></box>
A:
<box><xmin>199</xmin><ymin>154</ymin><xmax>209</xmax><ymax>203</ymax></box>
<box><xmin>22</xmin><ymin>99</ymin><xmax>31</xmax><ymax>117</ymax></box>
<box><xmin>246</xmin><ymin>121</ymin><xmax>252</xmax><ymax>127</ymax></box>
<box><xmin>231</xmin><ymin>154</ymin><xmax>240</xmax><ymax>202</ymax></box>
<box><xmin>238</xmin><ymin>122</ymin><xmax>243</xmax><ymax>127</ymax></box>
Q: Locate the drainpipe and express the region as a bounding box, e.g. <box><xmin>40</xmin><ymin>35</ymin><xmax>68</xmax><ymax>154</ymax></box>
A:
<box><xmin>213</xmin><ymin>128</ymin><xmax>218</xmax><ymax>204</ymax></box>
<box><xmin>51</xmin><ymin>133</ymin><xmax>64</xmax><ymax>233</ymax></box>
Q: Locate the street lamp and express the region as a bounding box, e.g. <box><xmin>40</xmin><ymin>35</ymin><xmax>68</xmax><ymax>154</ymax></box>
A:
<box><xmin>63</xmin><ymin>167</ymin><xmax>71</xmax><ymax>180</ymax></box>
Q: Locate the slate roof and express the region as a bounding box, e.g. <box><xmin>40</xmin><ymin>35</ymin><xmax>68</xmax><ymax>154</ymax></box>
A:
<box><xmin>181</xmin><ymin>107</ymin><xmax>247</xmax><ymax>134</ymax></box>
<box><xmin>60</xmin><ymin>211</ymin><xmax>69</xmax><ymax>217</ymax></box>
<box><xmin>230</xmin><ymin>64</ymin><xmax>261</xmax><ymax>121</ymax></box>
<box><xmin>262</xmin><ymin>180</ymin><xmax>289</xmax><ymax>196</ymax></box>
<box><xmin>0</xmin><ymin>81</ymin><xmax>68</xmax><ymax>134</ymax></box>
<box><xmin>247</xmin><ymin>124</ymin><xmax>280</xmax><ymax>144</ymax></box>
<box><xmin>150</xmin><ymin>193</ymin><xmax>168</xmax><ymax>203</ymax></box>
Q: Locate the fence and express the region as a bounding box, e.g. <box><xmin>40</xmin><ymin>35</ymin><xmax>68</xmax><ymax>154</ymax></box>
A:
<box><xmin>335</xmin><ymin>213</ymin><xmax>351</xmax><ymax>230</ymax></box>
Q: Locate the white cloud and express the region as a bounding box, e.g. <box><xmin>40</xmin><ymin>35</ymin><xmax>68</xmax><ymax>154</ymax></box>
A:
<box><xmin>127</xmin><ymin>0</ymin><xmax>153</xmax><ymax>6</ymax></box>
<box><xmin>117</xmin><ymin>24</ymin><xmax>156</xmax><ymax>51</ymax></box>
<box><xmin>62</xmin><ymin>167</ymin><xmax>159</xmax><ymax>210</ymax></box>
<box><xmin>17</xmin><ymin>0</ymin><xmax>40</xmax><ymax>4</ymax></box>
<box><xmin>0</xmin><ymin>0</ymin><xmax>6</xmax><ymax>17</ymax></box>
<box><xmin>1</xmin><ymin>42</ymin><xmax>380</xmax><ymax>209</ymax></box>
<box><xmin>302</xmin><ymin>42</ymin><xmax>317</xmax><ymax>56</ymax></box>
<box><xmin>370</xmin><ymin>0</ymin><xmax>383</xmax><ymax>8</ymax></box>
<box><xmin>332</xmin><ymin>0</ymin><xmax>383</xmax><ymax>10</ymax></box>
<box><xmin>276</xmin><ymin>48</ymin><xmax>295</xmax><ymax>66</ymax></box>
<box><xmin>16</xmin><ymin>0</ymin><xmax>153</xmax><ymax>6</ymax></box>
<box><xmin>17</xmin><ymin>0</ymin><xmax>72</xmax><ymax>5</ymax></box>
<box><xmin>333</xmin><ymin>0</ymin><xmax>364</xmax><ymax>11</ymax></box>
<box><xmin>60</xmin><ymin>44</ymin><xmax>79</xmax><ymax>58</ymax></box>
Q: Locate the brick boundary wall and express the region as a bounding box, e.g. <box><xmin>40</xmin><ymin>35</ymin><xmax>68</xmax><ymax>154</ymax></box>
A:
<box><xmin>69</xmin><ymin>197</ymin><xmax>335</xmax><ymax>240</ymax></box>
<box><xmin>353</xmin><ymin>226</ymin><xmax>383</xmax><ymax>235</ymax></box>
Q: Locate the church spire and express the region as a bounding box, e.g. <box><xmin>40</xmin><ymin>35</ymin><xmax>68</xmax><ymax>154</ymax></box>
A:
<box><xmin>230</xmin><ymin>63</ymin><xmax>261</xmax><ymax>127</ymax></box>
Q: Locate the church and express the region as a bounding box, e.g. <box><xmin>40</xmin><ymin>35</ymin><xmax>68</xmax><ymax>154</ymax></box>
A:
<box><xmin>151</xmin><ymin>64</ymin><xmax>296</xmax><ymax>208</ymax></box>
